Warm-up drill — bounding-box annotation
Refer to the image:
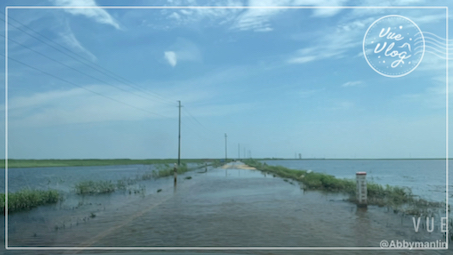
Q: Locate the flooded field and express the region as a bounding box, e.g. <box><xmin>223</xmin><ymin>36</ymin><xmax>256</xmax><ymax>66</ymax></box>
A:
<box><xmin>1</xmin><ymin>161</ymin><xmax>451</xmax><ymax>254</ymax></box>
<box><xmin>262</xmin><ymin>159</ymin><xmax>451</xmax><ymax>203</ymax></box>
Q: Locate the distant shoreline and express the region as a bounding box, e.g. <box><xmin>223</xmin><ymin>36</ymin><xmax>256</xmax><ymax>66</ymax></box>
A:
<box><xmin>0</xmin><ymin>158</ymin><xmax>449</xmax><ymax>168</ymax></box>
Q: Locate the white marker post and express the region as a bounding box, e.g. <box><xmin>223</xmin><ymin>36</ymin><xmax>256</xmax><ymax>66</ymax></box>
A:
<box><xmin>356</xmin><ymin>172</ymin><xmax>367</xmax><ymax>207</ymax></box>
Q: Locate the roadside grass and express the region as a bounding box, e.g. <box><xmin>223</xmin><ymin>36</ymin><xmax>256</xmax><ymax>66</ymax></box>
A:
<box><xmin>243</xmin><ymin>159</ymin><xmax>446</xmax><ymax>216</ymax></box>
<box><xmin>74</xmin><ymin>180</ymin><xmax>116</xmax><ymax>195</ymax></box>
<box><xmin>75</xmin><ymin>161</ymin><xmax>215</xmax><ymax>195</ymax></box>
<box><xmin>1</xmin><ymin>160</ymin><xmax>233</xmax><ymax>212</ymax></box>
<box><xmin>0</xmin><ymin>189</ymin><xmax>61</xmax><ymax>213</ymax></box>
<box><xmin>152</xmin><ymin>163</ymin><xmax>189</xmax><ymax>178</ymax></box>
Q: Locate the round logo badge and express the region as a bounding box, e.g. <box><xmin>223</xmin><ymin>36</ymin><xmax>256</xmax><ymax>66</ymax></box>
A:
<box><xmin>363</xmin><ymin>15</ymin><xmax>424</xmax><ymax>78</ymax></box>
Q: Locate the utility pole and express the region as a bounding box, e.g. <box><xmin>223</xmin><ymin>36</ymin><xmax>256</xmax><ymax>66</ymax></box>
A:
<box><xmin>238</xmin><ymin>143</ymin><xmax>240</xmax><ymax>159</ymax></box>
<box><xmin>178</xmin><ymin>100</ymin><xmax>181</xmax><ymax>166</ymax></box>
<box><xmin>224</xmin><ymin>133</ymin><xmax>228</xmax><ymax>161</ymax></box>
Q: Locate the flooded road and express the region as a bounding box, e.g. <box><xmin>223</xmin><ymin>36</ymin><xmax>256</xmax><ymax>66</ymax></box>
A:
<box><xmin>2</xmin><ymin>162</ymin><xmax>449</xmax><ymax>254</ymax></box>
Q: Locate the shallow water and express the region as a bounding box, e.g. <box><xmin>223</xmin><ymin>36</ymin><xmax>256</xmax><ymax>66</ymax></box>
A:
<box><xmin>1</xmin><ymin>162</ymin><xmax>450</xmax><ymax>254</ymax></box>
<box><xmin>262</xmin><ymin>159</ymin><xmax>451</xmax><ymax>203</ymax></box>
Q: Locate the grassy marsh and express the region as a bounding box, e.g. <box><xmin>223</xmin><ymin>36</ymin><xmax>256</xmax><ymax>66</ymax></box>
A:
<box><xmin>74</xmin><ymin>162</ymin><xmax>214</xmax><ymax>195</ymax></box>
<box><xmin>1</xmin><ymin>161</ymin><xmax>218</xmax><ymax>213</ymax></box>
<box><xmin>0</xmin><ymin>189</ymin><xmax>61</xmax><ymax>213</ymax></box>
<box><xmin>243</xmin><ymin>159</ymin><xmax>446</xmax><ymax>216</ymax></box>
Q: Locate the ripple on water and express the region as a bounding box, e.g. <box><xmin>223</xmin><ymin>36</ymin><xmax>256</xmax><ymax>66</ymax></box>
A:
<box><xmin>3</xmin><ymin>168</ymin><xmax>448</xmax><ymax>253</ymax></box>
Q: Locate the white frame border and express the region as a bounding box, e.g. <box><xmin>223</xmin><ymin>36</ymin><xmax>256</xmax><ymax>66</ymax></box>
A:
<box><xmin>4</xmin><ymin>5</ymin><xmax>449</xmax><ymax>251</ymax></box>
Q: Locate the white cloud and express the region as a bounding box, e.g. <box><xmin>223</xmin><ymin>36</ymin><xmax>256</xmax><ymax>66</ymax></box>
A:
<box><xmin>342</xmin><ymin>81</ymin><xmax>363</xmax><ymax>87</ymax></box>
<box><xmin>312</xmin><ymin>7</ymin><xmax>343</xmax><ymax>18</ymax></box>
<box><xmin>161</xmin><ymin>0</ymin><xmax>447</xmax><ymax>34</ymax></box>
<box><xmin>232</xmin><ymin>0</ymin><xmax>347</xmax><ymax>32</ymax></box>
<box><xmin>309</xmin><ymin>0</ymin><xmax>349</xmax><ymax>17</ymax></box>
<box><xmin>231</xmin><ymin>0</ymin><xmax>283</xmax><ymax>32</ymax></box>
<box><xmin>287</xmin><ymin>17</ymin><xmax>371</xmax><ymax>64</ymax></box>
<box><xmin>163</xmin><ymin>0</ymin><xmax>346</xmax><ymax>32</ymax></box>
<box><xmin>412</xmin><ymin>14</ymin><xmax>447</xmax><ymax>25</ymax></box>
<box><xmin>51</xmin><ymin>0</ymin><xmax>121</xmax><ymax>29</ymax></box>
<box><xmin>5</xmin><ymin>65</ymin><xmax>260</xmax><ymax>128</ymax></box>
<box><xmin>161</xmin><ymin>0</ymin><xmax>243</xmax><ymax>29</ymax></box>
<box><xmin>164</xmin><ymin>51</ymin><xmax>177</xmax><ymax>67</ymax></box>
<box><xmin>288</xmin><ymin>55</ymin><xmax>316</xmax><ymax>64</ymax></box>
<box><xmin>168</xmin><ymin>12</ymin><xmax>181</xmax><ymax>21</ymax></box>
<box><xmin>6</xmin><ymin>84</ymin><xmax>205</xmax><ymax>127</ymax></box>
<box><xmin>164</xmin><ymin>38</ymin><xmax>202</xmax><ymax>67</ymax></box>
<box><xmin>59</xmin><ymin>22</ymin><xmax>97</xmax><ymax>61</ymax></box>
<box><xmin>255</xmin><ymin>27</ymin><xmax>273</xmax><ymax>32</ymax></box>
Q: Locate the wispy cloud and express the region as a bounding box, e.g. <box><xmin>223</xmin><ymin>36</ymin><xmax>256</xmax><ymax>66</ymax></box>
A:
<box><xmin>232</xmin><ymin>0</ymin><xmax>347</xmax><ymax>32</ymax></box>
<box><xmin>5</xmin><ymin>84</ymin><xmax>192</xmax><ymax>128</ymax></box>
<box><xmin>164</xmin><ymin>51</ymin><xmax>177</xmax><ymax>67</ymax></box>
<box><xmin>164</xmin><ymin>38</ymin><xmax>202</xmax><ymax>67</ymax></box>
<box><xmin>231</xmin><ymin>0</ymin><xmax>282</xmax><ymax>32</ymax></box>
<box><xmin>59</xmin><ymin>22</ymin><xmax>97</xmax><ymax>61</ymax></box>
<box><xmin>5</xmin><ymin>64</ymin><xmax>259</xmax><ymax>128</ymax></box>
<box><xmin>6</xmin><ymin>86</ymin><xmax>166</xmax><ymax>128</ymax></box>
<box><xmin>287</xmin><ymin>17</ymin><xmax>370</xmax><ymax>64</ymax></box>
<box><xmin>163</xmin><ymin>0</ymin><xmax>347</xmax><ymax>32</ymax></box>
<box><xmin>162</xmin><ymin>0</ymin><xmax>243</xmax><ymax>28</ymax></box>
<box><xmin>51</xmin><ymin>0</ymin><xmax>121</xmax><ymax>29</ymax></box>
<box><xmin>342</xmin><ymin>81</ymin><xmax>363</xmax><ymax>87</ymax></box>
<box><xmin>310</xmin><ymin>0</ymin><xmax>348</xmax><ymax>17</ymax></box>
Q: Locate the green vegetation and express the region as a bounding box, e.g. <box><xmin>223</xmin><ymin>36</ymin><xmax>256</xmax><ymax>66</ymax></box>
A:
<box><xmin>152</xmin><ymin>162</ymin><xmax>189</xmax><ymax>178</ymax></box>
<box><xmin>74</xmin><ymin>162</ymin><xmax>211</xmax><ymax>195</ymax></box>
<box><xmin>244</xmin><ymin>159</ymin><xmax>446</xmax><ymax>216</ymax></box>
<box><xmin>0</xmin><ymin>189</ymin><xmax>61</xmax><ymax>213</ymax></box>
<box><xmin>2</xmin><ymin>158</ymin><xmax>220</xmax><ymax>168</ymax></box>
<box><xmin>75</xmin><ymin>180</ymin><xmax>117</xmax><ymax>195</ymax></box>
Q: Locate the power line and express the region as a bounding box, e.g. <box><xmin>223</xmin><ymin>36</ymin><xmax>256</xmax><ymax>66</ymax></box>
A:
<box><xmin>181</xmin><ymin>111</ymin><xmax>220</xmax><ymax>143</ymax></box>
<box><xmin>3</xmin><ymin>53</ymin><xmax>171</xmax><ymax>119</ymax></box>
<box><xmin>4</xmin><ymin>34</ymin><xmax>172</xmax><ymax>104</ymax></box>
<box><xmin>183</xmin><ymin>107</ymin><xmax>206</xmax><ymax>129</ymax></box>
<box><xmin>0</xmin><ymin>13</ymin><xmax>176</xmax><ymax>106</ymax></box>
<box><xmin>182</xmin><ymin>106</ymin><xmax>224</xmax><ymax>137</ymax></box>
<box><xmin>181</xmin><ymin>117</ymin><xmax>212</xmax><ymax>142</ymax></box>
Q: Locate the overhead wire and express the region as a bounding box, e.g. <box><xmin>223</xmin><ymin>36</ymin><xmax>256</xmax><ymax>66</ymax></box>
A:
<box><xmin>2</xmin><ymin>12</ymin><xmax>230</xmax><ymax>154</ymax></box>
<box><xmin>3</xmin><ymin>52</ymin><xmax>172</xmax><ymax>119</ymax></box>
<box><xmin>183</xmin><ymin>106</ymin><xmax>224</xmax><ymax>137</ymax></box>
<box><xmin>183</xmin><ymin>107</ymin><xmax>207</xmax><ymax>130</ymax></box>
<box><xmin>0</xmin><ymin>12</ymin><xmax>176</xmax><ymax>106</ymax></box>
<box><xmin>181</xmin><ymin>110</ymin><xmax>214</xmax><ymax>140</ymax></box>
<box><xmin>3</xmin><ymin>34</ymin><xmax>174</xmax><ymax>104</ymax></box>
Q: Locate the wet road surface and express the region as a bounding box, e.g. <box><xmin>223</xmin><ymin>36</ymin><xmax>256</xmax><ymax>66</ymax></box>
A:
<box><xmin>3</xmin><ymin>162</ymin><xmax>449</xmax><ymax>254</ymax></box>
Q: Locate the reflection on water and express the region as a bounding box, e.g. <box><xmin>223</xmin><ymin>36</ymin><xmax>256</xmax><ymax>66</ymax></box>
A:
<box><xmin>1</xmin><ymin>163</ymin><xmax>450</xmax><ymax>254</ymax></box>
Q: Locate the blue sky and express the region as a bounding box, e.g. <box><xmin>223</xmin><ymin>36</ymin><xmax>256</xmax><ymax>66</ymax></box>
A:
<box><xmin>0</xmin><ymin>0</ymin><xmax>451</xmax><ymax>159</ymax></box>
